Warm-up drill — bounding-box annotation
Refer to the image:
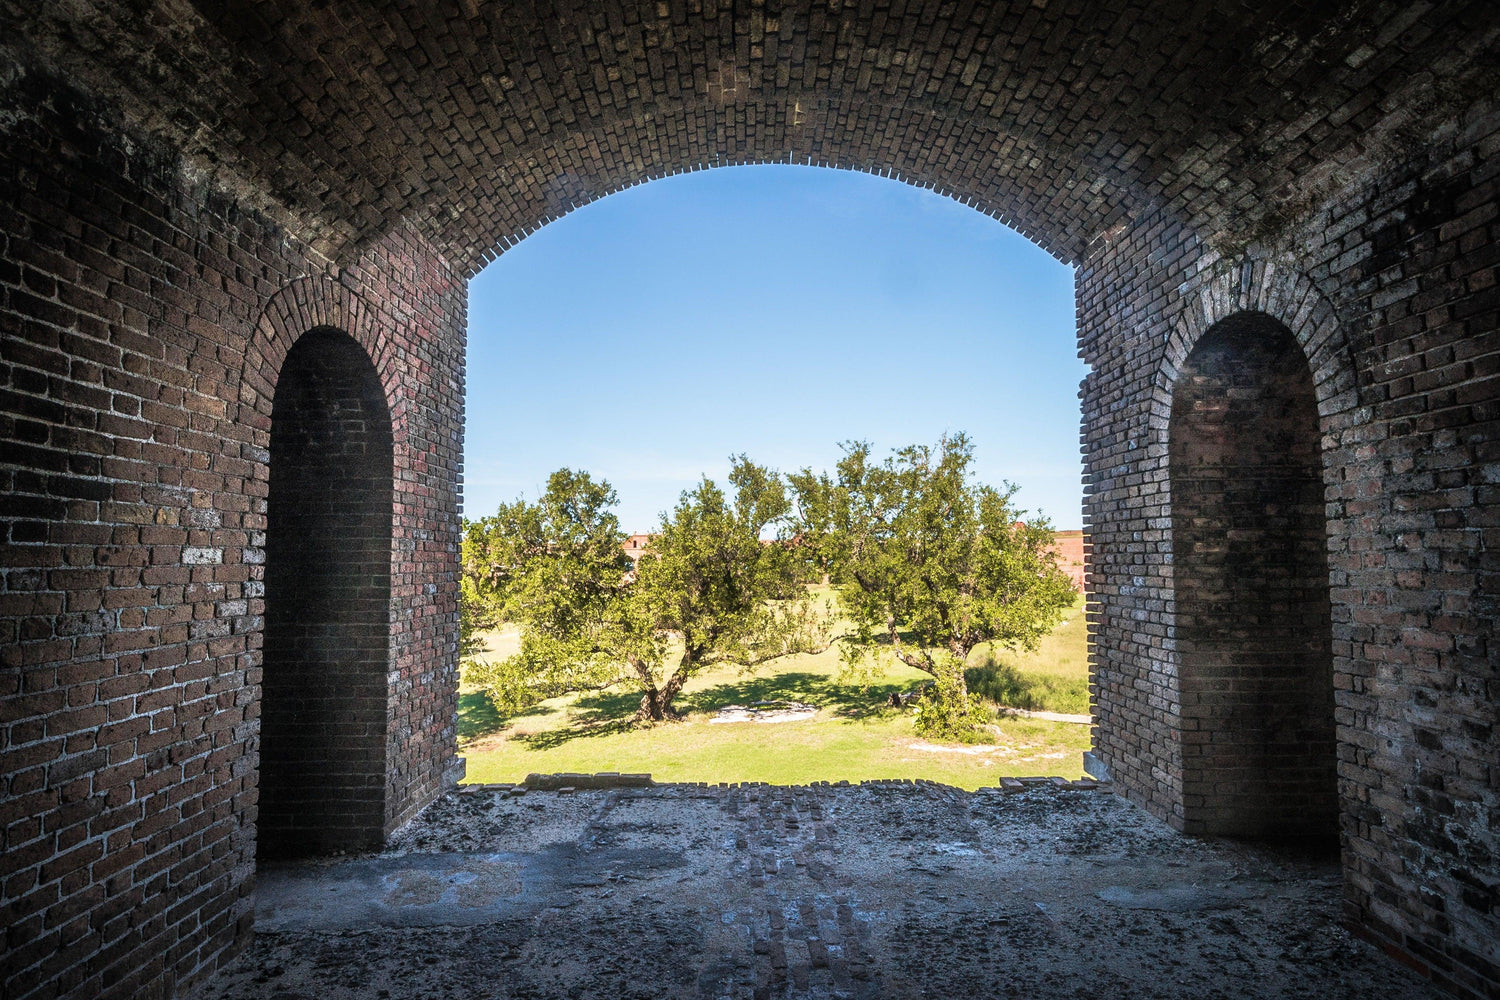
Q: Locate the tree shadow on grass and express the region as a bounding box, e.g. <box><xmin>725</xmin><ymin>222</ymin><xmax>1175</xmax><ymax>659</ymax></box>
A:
<box><xmin>458</xmin><ymin>691</ymin><xmax>506</xmax><ymax>743</ymax></box>
<box><xmin>680</xmin><ymin>672</ymin><xmax>912</xmax><ymax>722</ymax></box>
<box><xmin>505</xmin><ymin>670</ymin><xmax>919</xmax><ymax>749</ymax></box>
<box><xmin>510</xmin><ymin>686</ymin><xmax>646</xmax><ymax>749</ymax></box>
<box><xmin>965</xmin><ymin>658</ymin><xmax>1089</xmax><ymax>715</ymax></box>
<box><xmin>515</xmin><ymin>715</ymin><xmax>634</xmax><ymax>750</ymax></box>
<box><xmin>458</xmin><ymin>690</ymin><xmax>560</xmax><ymax>744</ymax></box>
<box><xmin>573</xmin><ymin>686</ymin><xmax>649</xmax><ymax>719</ymax></box>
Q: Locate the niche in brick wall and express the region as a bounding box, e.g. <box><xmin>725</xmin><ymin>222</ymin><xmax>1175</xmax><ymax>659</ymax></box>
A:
<box><xmin>260</xmin><ymin>328</ymin><xmax>393</xmax><ymax>859</ymax></box>
<box><xmin>1169</xmin><ymin>312</ymin><xmax>1338</xmax><ymax>840</ymax></box>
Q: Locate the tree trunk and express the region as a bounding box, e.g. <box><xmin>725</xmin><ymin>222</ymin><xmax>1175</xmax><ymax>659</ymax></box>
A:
<box><xmin>636</xmin><ymin>686</ymin><xmax>676</xmax><ymax>721</ymax></box>
<box><xmin>633</xmin><ymin>653</ymin><xmax>689</xmax><ymax>722</ymax></box>
<box><xmin>948</xmin><ymin>667</ymin><xmax>973</xmax><ymax>713</ymax></box>
<box><xmin>897</xmin><ymin>649</ymin><xmax>973</xmax><ymax>715</ymax></box>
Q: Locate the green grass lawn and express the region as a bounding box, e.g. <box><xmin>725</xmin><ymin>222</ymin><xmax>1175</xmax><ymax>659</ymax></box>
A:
<box><xmin>458</xmin><ymin>595</ymin><xmax>1091</xmax><ymax>790</ymax></box>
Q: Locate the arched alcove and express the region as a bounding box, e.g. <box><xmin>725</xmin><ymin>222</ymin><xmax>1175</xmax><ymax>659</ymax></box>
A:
<box><xmin>260</xmin><ymin>327</ymin><xmax>394</xmax><ymax>859</ymax></box>
<box><xmin>1169</xmin><ymin>311</ymin><xmax>1337</xmax><ymax>840</ymax></box>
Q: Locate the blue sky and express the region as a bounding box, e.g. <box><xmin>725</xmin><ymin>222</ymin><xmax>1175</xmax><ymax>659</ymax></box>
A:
<box><xmin>465</xmin><ymin>165</ymin><xmax>1084</xmax><ymax>533</ymax></box>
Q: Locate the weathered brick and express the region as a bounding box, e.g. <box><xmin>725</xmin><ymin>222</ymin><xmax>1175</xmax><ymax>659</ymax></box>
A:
<box><xmin>3</xmin><ymin>4</ymin><xmax>1497</xmax><ymax>1000</ymax></box>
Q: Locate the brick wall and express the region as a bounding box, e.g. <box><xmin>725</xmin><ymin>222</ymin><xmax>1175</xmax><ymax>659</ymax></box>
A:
<box><xmin>0</xmin><ymin>69</ymin><xmax>464</xmax><ymax>999</ymax></box>
<box><xmin>1080</xmin><ymin>124</ymin><xmax>1499</xmax><ymax>996</ymax></box>
<box><xmin>1</xmin><ymin>4</ymin><xmax>1496</xmax><ymax>999</ymax></box>
<box><xmin>1046</xmin><ymin>530</ymin><xmax>1087</xmax><ymax>594</ymax></box>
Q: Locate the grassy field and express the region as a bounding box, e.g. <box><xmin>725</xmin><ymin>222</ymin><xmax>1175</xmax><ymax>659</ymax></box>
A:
<box><xmin>966</xmin><ymin>594</ymin><xmax>1090</xmax><ymax>715</ymax></box>
<box><xmin>458</xmin><ymin>595</ymin><xmax>1091</xmax><ymax>790</ymax></box>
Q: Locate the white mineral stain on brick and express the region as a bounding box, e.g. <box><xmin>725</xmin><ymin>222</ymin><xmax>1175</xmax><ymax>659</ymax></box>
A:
<box><xmin>182</xmin><ymin>546</ymin><xmax>223</xmax><ymax>564</ymax></box>
<box><xmin>184</xmin><ymin>507</ymin><xmax>223</xmax><ymax>529</ymax></box>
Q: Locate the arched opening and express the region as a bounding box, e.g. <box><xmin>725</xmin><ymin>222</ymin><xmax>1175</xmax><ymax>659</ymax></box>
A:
<box><xmin>1169</xmin><ymin>311</ymin><xmax>1337</xmax><ymax>840</ymax></box>
<box><xmin>459</xmin><ymin>165</ymin><xmax>1088</xmax><ymax>786</ymax></box>
<box><xmin>260</xmin><ymin>328</ymin><xmax>394</xmax><ymax>860</ymax></box>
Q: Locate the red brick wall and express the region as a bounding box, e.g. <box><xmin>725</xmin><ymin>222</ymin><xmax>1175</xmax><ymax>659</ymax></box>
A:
<box><xmin>0</xmin><ymin>74</ymin><xmax>464</xmax><ymax>999</ymax></box>
<box><xmin>1047</xmin><ymin>530</ymin><xmax>1086</xmax><ymax>594</ymax></box>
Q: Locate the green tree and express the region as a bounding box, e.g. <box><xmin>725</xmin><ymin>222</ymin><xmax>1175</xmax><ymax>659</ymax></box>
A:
<box><xmin>786</xmin><ymin>465</ymin><xmax>850</xmax><ymax>585</ymax></box>
<box><xmin>459</xmin><ymin>515</ymin><xmax>506</xmax><ymax>659</ymax></box>
<box><xmin>467</xmin><ymin>460</ymin><xmax>826</xmax><ymax>722</ymax></box>
<box><xmin>462</xmin><ymin>469</ymin><xmax>634</xmax><ymax>712</ymax></box>
<box><xmin>791</xmin><ymin>434</ymin><xmax>1075</xmax><ymax>742</ymax></box>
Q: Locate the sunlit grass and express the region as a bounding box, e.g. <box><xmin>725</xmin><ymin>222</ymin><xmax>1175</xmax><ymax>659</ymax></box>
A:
<box><xmin>457</xmin><ymin>592</ymin><xmax>1090</xmax><ymax>789</ymax></box>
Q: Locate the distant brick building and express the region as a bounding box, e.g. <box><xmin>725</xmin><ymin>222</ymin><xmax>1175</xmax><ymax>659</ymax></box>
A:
<box><xmin>1048</xmin><ymin>530</ymin><xmax>1087</xmax><ymax>595</ymax></box>
<box><xmin>622</xmin><ymin>533</ymin><xmax>652</xmax><ymax>574</ymax></box>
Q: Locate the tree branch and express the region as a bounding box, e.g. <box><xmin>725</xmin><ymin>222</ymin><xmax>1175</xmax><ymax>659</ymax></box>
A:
<box><xmin>627</xmin><ymin>654</ymin><xmax>655</xmax><ymax>690</ymax></box>
<box><xmin>895</xmin><ymin>649</ymin><xmax>936</xmax><ymax>675</ymax></box>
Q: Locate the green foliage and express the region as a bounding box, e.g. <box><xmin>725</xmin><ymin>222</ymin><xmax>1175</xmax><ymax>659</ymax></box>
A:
<box><xmin>484</xmin><ymin>467</ymin><xmax>633</xmax><ymax>641</ymax></box>
<box><xmin>791</xmin><ymin>433</ymin><xmax>1076</xmax><ymax>742</ymax></box>
<box><xmin>466</xmin><ymin>629</ymin><xmax>624</xmax><ymax>715</ymax></box>
<box><xmin>913</xmin><ymin>670</ymin><xmax>993</xmax><ymax>743</ymax></box>
<box><xmin>465</xmin><ymin>460</ymin><xmax>829</xmax><ymax>722</ymax></box>
<box><xmin>786</xmin><ymin>466</ymin><xmax>852</xmax><ymax>584</ymax></box>
<box><xmin>964</xmin><ymin>595</ymin><xmax>1090</xmax><ymax>715</ymax></box>
<box><xmin>460</xmin><ymin>469</ymin><xmax>636</xmax><ymax>714</ymax></box>
<box><xmin>459</xmin><ymin>512</ymin><xmax>507</xmax><ymax>661</ymax></box>
<box><xmin>459</xmin><ymin>576</ymin><xmax>500</xmax><ymax>660</ymax></box>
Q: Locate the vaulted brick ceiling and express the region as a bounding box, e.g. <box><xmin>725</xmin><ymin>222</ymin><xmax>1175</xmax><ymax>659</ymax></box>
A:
<box><xmin>6</xmin><ymin>1</ymin><xmax>1496</xmax><ymax>273</ymax></box>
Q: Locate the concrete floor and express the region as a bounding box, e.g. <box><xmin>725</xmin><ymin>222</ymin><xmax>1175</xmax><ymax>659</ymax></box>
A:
<box><xmin>204</xmin><ymin>782</ymin><xmax>1442</xmax><ymax>999</ymax></box>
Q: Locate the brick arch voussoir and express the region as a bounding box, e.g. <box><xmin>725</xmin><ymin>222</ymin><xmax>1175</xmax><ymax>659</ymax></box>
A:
<box><xmin>446</xmin><ymin>91</ymin><xmax>1155</xmax><ymax>274</ymax></box>
<box><xmin>243</xmin><ymin>277</ymin><xmax>408</xmax><ymax>449</ymax></box>
<box><xmin>1149</xmin><ymin>256</ymin><xmax>1359</xmax><ymax>443</ymax></box>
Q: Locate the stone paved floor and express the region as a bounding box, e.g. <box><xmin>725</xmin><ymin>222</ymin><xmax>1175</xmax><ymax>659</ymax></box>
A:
<box><xmin>203</xmin><ymin>782</ymin><xmax>1443</xmax><ymax>999</ymax></box>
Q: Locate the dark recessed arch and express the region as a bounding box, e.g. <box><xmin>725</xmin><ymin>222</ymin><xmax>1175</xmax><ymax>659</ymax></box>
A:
<box><xmin>1168</xmin><ymin>311</ymin><xmax>1337</xmax><ymax>840</ymax></box>
<box><xmin>260</xmin><ymin>327</ymin><xmax>394</xmax><ymax>860</ymax></box>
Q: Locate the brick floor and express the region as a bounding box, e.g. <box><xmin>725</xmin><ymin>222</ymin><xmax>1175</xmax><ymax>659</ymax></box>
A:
<box><xmin>203</xmin><ymin>783</ymin><xmax>1444</xmax><ymax>999</ymax></box>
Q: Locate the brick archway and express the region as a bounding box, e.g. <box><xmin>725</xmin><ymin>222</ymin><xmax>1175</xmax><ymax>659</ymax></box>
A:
<box><xmin>1166</xmin><ymin>312</ymin><xmax>1337</xmax><ymax>838</ymax></box>
<box><xmin>259</xmin><ymin>327</ymin><xmax>393</xmax><ymax>858</ymax></box>
<box><xmin>241</xmin><ymin>277</ymin><xmax>407</xmax><ymax>441</ymax></box>
<box><xmin>244</xmin><ymin>282</ymin><xmax>406</xmax><ymax>859</ymax></box>
<box><xmin>1119</xmin><ymin>257</ymin><xmax>1360</xmax><ymax>836</ymax></box>
<box><xmin>241</xmin><ymin>275</ymin><xmax>460</xmax><ymax>854</ymax></box>
<box><xmin>1151</xmin><ymin>258</ymin><xmax>1360</xmax><ymax>432</ymax></box>
<box><xmin>4</xmin><ymin>5</ymin><xmax>1497</xmax><ymax>997</ymax></box>
<box><xmin>449</xmin><ymin>97</ymin><xmax>1134</xmax><ymax>273</ymax></box>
